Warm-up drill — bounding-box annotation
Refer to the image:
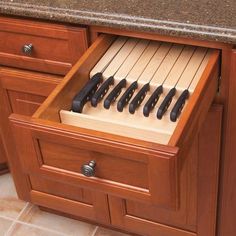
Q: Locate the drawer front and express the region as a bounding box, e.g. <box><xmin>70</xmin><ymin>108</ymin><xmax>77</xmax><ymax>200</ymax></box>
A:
<box><xmin>29</xmin><ymin>175</ymin><xmax>110</xmax><ymax>224</ymax></box>
<box><xmin>11</xmin><ymin>120</ymin><xmax>177</xmax><ymax>209</ymax></box>
<box><xmin>10</xmin><ymin>34</ymin><xmax>220</xmax><ymax>210</ymax></box>
<box><xmin>0</xmin><ymin>17</ymin><xmax>88</xmax><ymax>75</ymax></box>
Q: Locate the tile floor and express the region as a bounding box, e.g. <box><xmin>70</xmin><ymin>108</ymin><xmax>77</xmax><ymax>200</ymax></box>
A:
<box><xmin>0</xmin><ymin>173</ymin><xmax>131</xmax><ymax>236</ymax></box>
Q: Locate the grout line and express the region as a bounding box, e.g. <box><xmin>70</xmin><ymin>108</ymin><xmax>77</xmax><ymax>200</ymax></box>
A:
<box><xmin>3</xmin><ymin>202</ymin><xmax>67</xmax><ymax>236</ymax></box>
<box><xmin>5</xmin><ymin>220</ymin><xmax>67</xmax><ymax>236</ymax></box>
<box><xmin>91</xmin><ymin>226</ymin><xmax>99</xmax><ymax>236</ymax></box>
<box><xmin>0</xmin><ymin>215</ymin><xmax>17</xmax><ymax>222</ymax></box>
<box><xmin>16</xmin><ymin>202</ymin><xmax>31</xmax><ymax>221</ymax></box>
<box><xmin>4</xmin><ymin>202</ymin><xmax>30</xmax><ymax>236</ymax></box>
<box><xmin>2</xmin><ymin>201</ymin><xmax>99</xmax><ymax>236</ymax></box>
<box><xmin>4</xmin><ymin>221</ymin><xmax>17</xmax><ymax>236</ymax></box>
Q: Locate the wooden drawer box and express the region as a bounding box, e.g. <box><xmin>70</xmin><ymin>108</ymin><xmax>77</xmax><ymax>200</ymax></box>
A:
<box><xmin>0</xmin><ymin>17</ymin><xmax>88</xmax><ymax>75</ymax></box>
<box><xmin>10</xmin><ymin>34</ymin><xmax>220</xmax><ymax>210</ymax></box>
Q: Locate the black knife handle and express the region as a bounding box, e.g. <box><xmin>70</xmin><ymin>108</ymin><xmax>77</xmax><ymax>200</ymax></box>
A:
<box><xmin>104</xmin><ymin>79</ymin><xmax>126</xmax><ymax>109</ymax></box>
<box><xmin>117</xmin><ymin>81</ymin><xmax>138</xmax><ymax>112</ymax></box>
<box><xmin>129</xmin><ymin>83</ymin><xmax>150</xmax><ymax>114</ymax></box>
<box><xmin>170</xmin><ymin>89</ymin><xmax>189</xmax><ymax>122</ymax></box>
<box><xmin>143</xmin><ymin>85</ymin><xmax>163</xmax><ymax>117</ymax></box>
<box><xmin>91</xmin><ymin>76</ymin><xmax>114</xmax><ymax>107</ymax></box>
<box><xmin>72</xmin><ymin>73</ymin><xmax>103</xmax><ymax>113</ymax></box>
<box><xmin>157</xmin><ymin>87</ymin><xmax>176</xmax><ymax>119</ymax></box>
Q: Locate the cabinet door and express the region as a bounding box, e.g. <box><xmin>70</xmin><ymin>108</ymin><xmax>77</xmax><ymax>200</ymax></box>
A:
<box><xmin>0</xmin><ymin>67</ymin><xmax>61</xmax><ymax>199</ymax></box>
<box><xmin>109</xmin><ymin>105</ymin><xmax>222</xmax><ymax>236</ymax></box>
<box><xmin>28</xmin><ymin>175</ymin><xmax>110</xmax><ymax>224</ymax></box>
<box><xmin>0</xmin><ymin>68</ymin><xmax>61</xmax><ymax>116</ymax></box>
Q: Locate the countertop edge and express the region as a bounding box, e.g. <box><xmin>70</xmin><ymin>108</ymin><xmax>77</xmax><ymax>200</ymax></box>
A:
<box><xmin>0</xmin><ymin>2</ymin><xmax>235</xmax><ymax>44</ymax></box>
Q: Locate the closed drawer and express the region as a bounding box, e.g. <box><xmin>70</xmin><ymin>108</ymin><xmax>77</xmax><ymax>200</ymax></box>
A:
<box><xmin>0</xmin><ymin>17</ymin><xmax>88</xmax><ymax>75</ymax></box>
<box><xmin>10</xmin><ymin>34</ymin><xmax>220</xmax><ymax>209</ymax></box>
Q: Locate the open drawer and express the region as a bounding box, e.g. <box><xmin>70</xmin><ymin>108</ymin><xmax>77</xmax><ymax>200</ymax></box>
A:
<box><xmin>10</xmin><ymin>34</ymin><xmax>220</xmax><ymax>210</ymax></box>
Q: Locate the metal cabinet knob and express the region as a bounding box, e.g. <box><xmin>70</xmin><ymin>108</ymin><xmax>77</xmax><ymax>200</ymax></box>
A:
<box><xmin>22</xmin><ymin>43</ymin><xmax>33</xmax><ymax>55</ymax></box>
<box><xmin>81</xmin><ymin>160</ymin><xmax>96</xmax><ymax>177</ymax></box>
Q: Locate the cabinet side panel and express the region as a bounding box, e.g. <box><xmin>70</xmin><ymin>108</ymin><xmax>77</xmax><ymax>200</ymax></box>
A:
<box><xmin>218</xmin><ymin>50</ymin><xmax>236</xmax><ymax>236</ymax></box>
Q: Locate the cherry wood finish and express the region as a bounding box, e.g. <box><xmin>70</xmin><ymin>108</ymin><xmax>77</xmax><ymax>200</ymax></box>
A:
<box><xmin>29</xmin><ymin>175</ymin><xmax>110</xmax><ymax>224</ymax></box>
<box><xmin>0</xmin><ymin>67</ymin><xmax>61</xmax><ymax>200</ymax></box>
<box><xmin>9</xmin><ymin>34</ymin><xmax>220</xmax><ymax>211</ymax></box>
<box><xmin>0</xmin><ymin>68</ymin><xmax>61</xmax><ymax>116</ymax></box>
<box><xmin>1</xmin><ymin>15</ymin><xmax>235</xmax><ymax>236</ymax></box>
<box><xmin>0</xmin><ymin>137</ymin><xmax>7</xmax><ymax>165</ymax></box>
<box><xmin>109</xmin><ymin>105</ymin><xmax>222</xmax><ymax>236</ymax></box>
<box><xmin>0</xmin><ymin>17</ymin><xmax>88</xmax><ymax>75</ymax></box>
<box><xmin>218</xmin><ymin>50</ymin><xmax>236</xmax><ymax>236</ymax></box>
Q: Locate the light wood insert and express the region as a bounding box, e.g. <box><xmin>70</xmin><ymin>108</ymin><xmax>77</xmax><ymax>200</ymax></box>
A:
<box><xmin>60</xmin><ymin>36</ymin><xmax>218</xmax><ymax>144</ymax></box>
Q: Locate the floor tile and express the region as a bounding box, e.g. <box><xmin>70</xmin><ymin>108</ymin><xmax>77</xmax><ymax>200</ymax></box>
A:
<box><xmin>0</xmin><ymin>174</ymin><xmax>26</xmax><ymax>219</ymax></box>
<box><xmin>94</xmin><ymin>227</ymin><xmax>132</xmax><ymax>236</ymax></box>
<box><xmin>19</xmin><ymin>205</ymin><xmax>97</xmax><ymax>236</ymax></box>
<box><xmin>0</xmin><ymin>217</ymin><xmax>13</xmax><ymax>236</ymax></box>
<box><xmin>8</xmin><ymin>223</ymin><xmax>63</xmax><ymax>236</ymax></box>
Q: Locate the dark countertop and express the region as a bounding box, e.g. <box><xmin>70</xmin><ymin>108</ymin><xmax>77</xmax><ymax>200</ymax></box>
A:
<box><xmin>0</xmin><ymin>0</ymin><xmax>235</xmax><ymax>44</ymax></box>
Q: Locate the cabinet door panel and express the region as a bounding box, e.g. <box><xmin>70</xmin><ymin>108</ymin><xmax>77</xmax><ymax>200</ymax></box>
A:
<box><xmin>0</xmin><ymin>67</ymin><xmax>61</xmax><ymax>198</ymax></box>
<box><xmin>29</xmin><ymin>175</ymin><xmax>110</xmax><ymax>224</ymax></box>
<box><xmin>0</xmin><ymin>68</ymin><xmax>61</xmax><ymax>116</ymax></box>
<box><xmin>109</xmin><ymin>105</ymin><xmax>222</xmax><ymax>236</ymax></box>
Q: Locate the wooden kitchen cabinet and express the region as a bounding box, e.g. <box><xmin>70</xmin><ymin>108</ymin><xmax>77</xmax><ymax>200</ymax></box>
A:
<box><xmin>8</xmin><ymin>31</ymin><xmax>223</xmax><ymax>236</ymax></box>
<box><xmin>1</xmin><ymin>15</ymin><xmax>233</xmax><ymax>236</ymax></box>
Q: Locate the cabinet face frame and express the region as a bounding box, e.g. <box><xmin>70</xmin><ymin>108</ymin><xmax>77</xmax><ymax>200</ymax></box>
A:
<box><xmin>0</xmin><ymin>18</ymin><xmax>230</xmax><ymax>236</ymax></box>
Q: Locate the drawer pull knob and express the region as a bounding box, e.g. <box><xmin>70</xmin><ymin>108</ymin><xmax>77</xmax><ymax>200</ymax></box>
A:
<box><xmin>22</xmin><ymin>44</ymin><xmax>33</xmax><ymax>55</ymax></box>
<box><xmin>81</xmin><ymin>160</ymin><xmax>96</xmax><ymax>177</ymax></box>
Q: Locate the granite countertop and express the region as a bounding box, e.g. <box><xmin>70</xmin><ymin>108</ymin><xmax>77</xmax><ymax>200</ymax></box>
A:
<box><xmin>0</xmin><ymin>0</ymin><xmax>235</xmax><ymax>44</ymax></box>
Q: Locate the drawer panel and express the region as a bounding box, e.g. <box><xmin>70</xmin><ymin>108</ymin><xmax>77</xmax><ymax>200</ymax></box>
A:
<box><xmin>29</xmin><ymin>175</ymin><xmax>110</xmax><ymax>224</ymax></box>
<box><xmin>0</xmin><ymin>17</ymin><xmax>88</xmax><ymax>75</ymax></box>
<box><xmin>10</xmin><ymin>34</ymin><xmax>220</xmax><ymax>209</ymax></box>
